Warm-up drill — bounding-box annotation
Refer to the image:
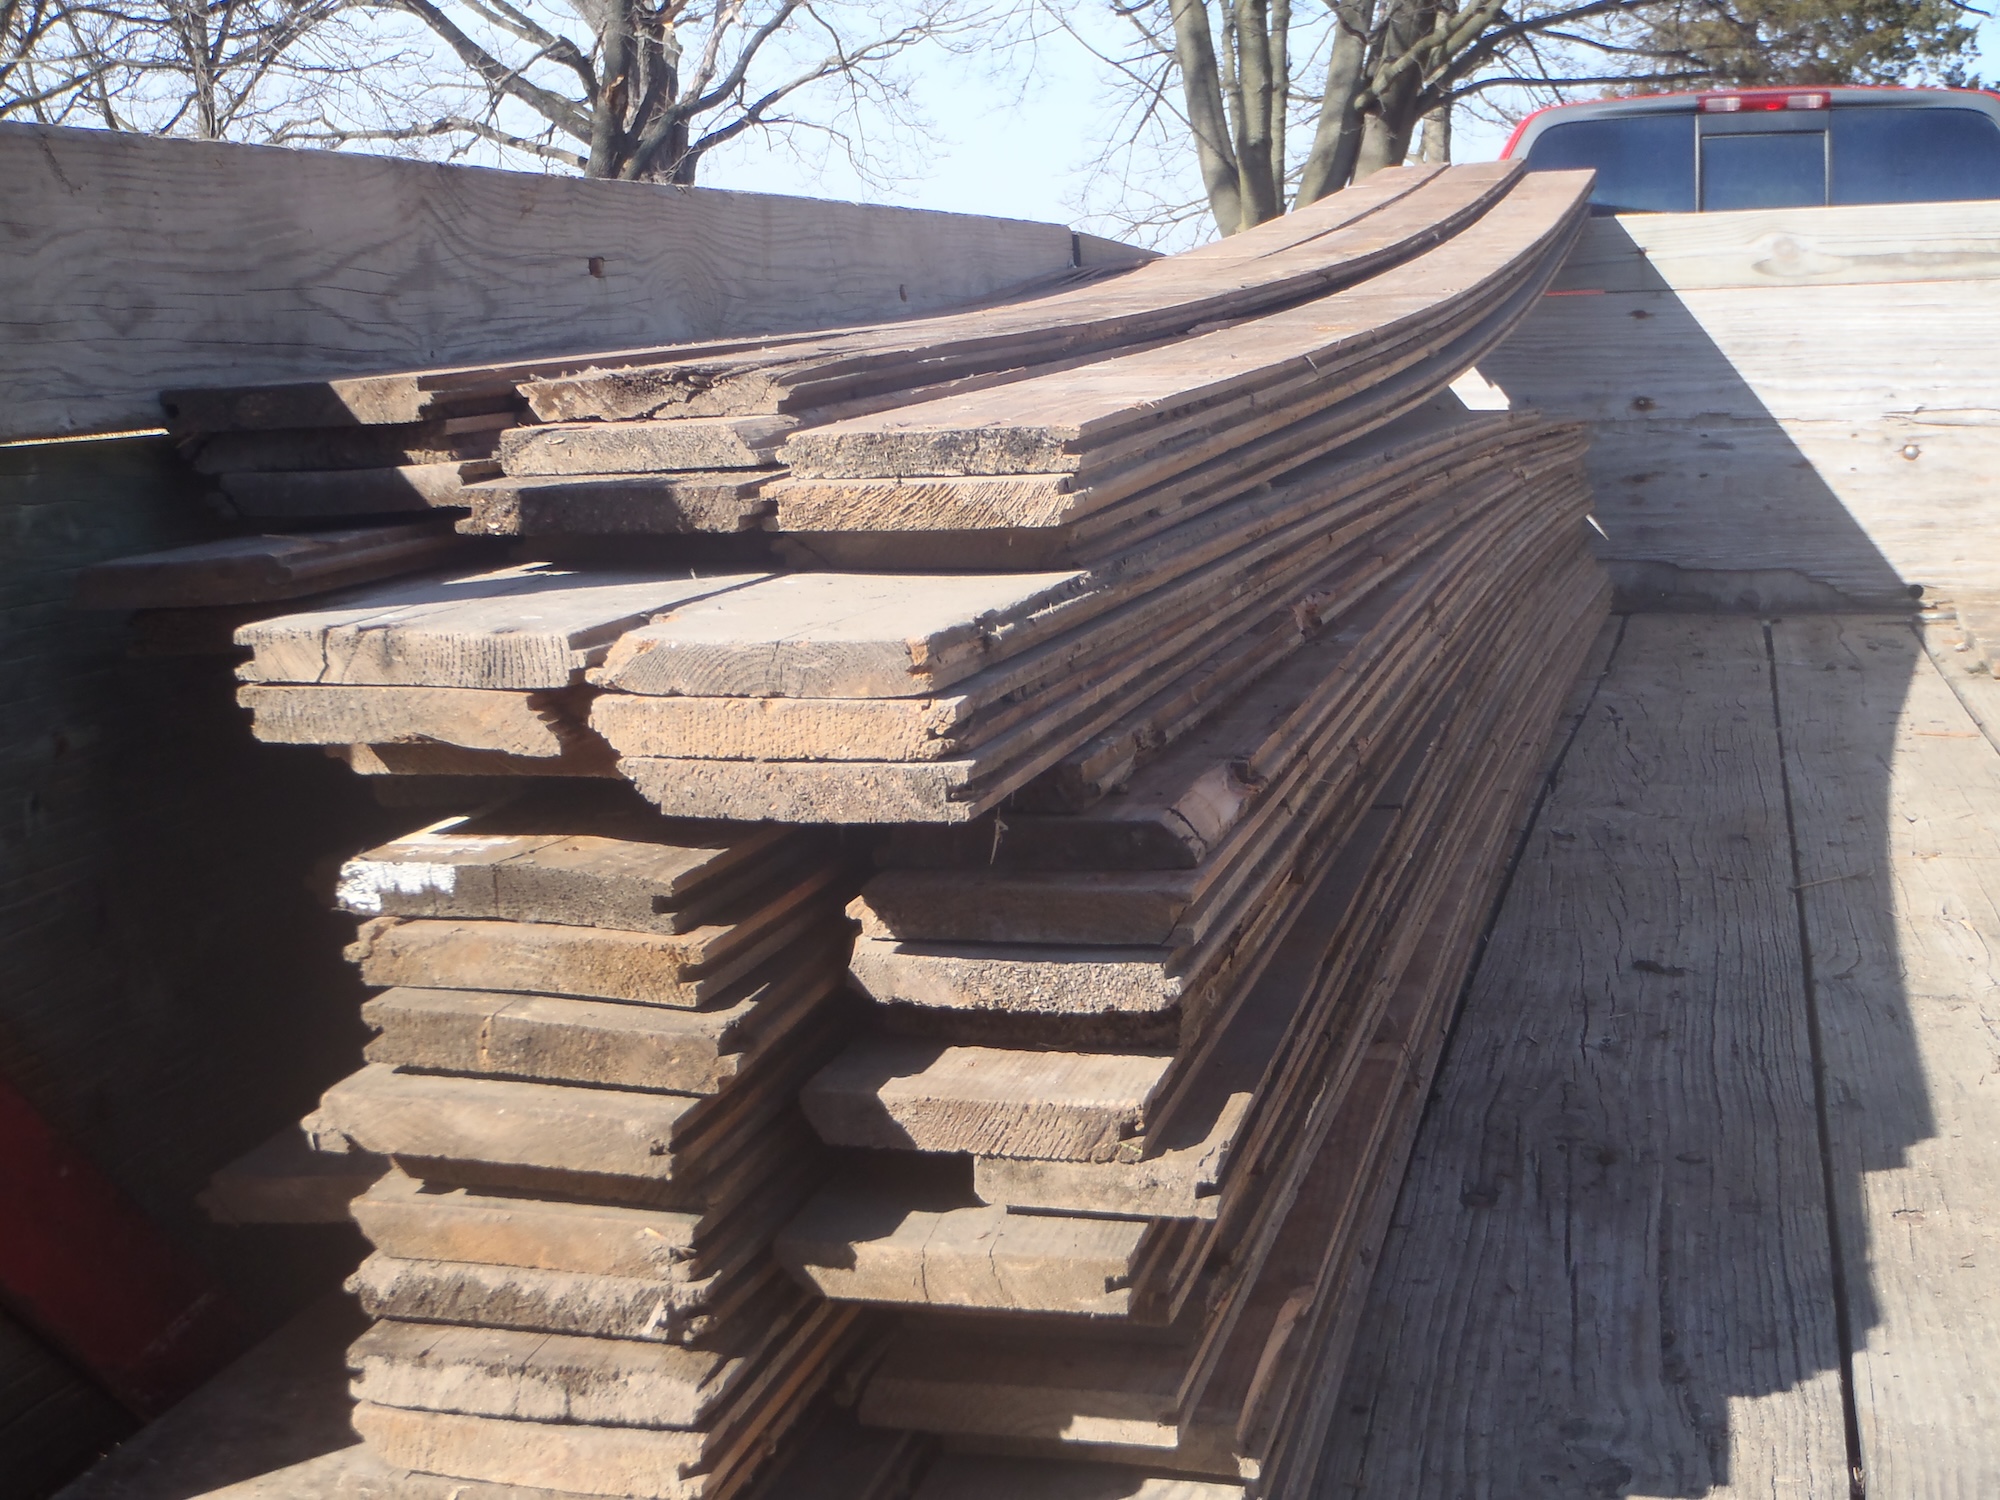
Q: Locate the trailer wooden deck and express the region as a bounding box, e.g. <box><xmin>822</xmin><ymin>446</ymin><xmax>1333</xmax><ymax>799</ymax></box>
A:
<box><xmin>54</xmin><ymin>608</ymin><xmax>2000</xmax><ymax>1500</ymax></box>
<box><xmin>1324</xmin><ymin>610</ymin><xmax>2000</xmax><ymax>1499</ymax></box>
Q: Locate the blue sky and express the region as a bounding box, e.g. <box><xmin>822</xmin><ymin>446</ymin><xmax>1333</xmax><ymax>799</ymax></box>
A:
<box><xmin>705</xmin><ymin>10</ymin><xmax>2000</xmax><ymax>237</ymax></box>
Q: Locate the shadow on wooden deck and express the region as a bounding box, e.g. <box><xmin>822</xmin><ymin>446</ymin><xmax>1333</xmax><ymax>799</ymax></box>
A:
<box><xmin>1320</xmin><ymin>610</ymin><xmax>1999</xmax><ymax>1497</ymax></box>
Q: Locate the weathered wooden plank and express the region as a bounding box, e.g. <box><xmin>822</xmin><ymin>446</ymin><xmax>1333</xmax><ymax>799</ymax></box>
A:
<box><xmin>1773</xmin><ymin>615</ymin><xmax>2000</xmax><ymax>1493</ymax></box>
<box><xmin>72</xmin><ymin>524</ymin><xmax>472</xmax><ymax>609</ymax></box>
<box><xmin>609</xmin><ymin>440</ymin><xmax>1588</xmax><ymax>823</ymax></box>
<box><xmin>345</xmin><ymin>900</ymin><xmax>834</xmax><ymax>1007</ymax></box>
<box><xmin>593</xmin><ymin>569</ymin><xmax>1088</xmax><ymax>700</ymax></box>
<box><xmin>310</xmin><ymin>1067</ymin><xmax>705</xmax><ymax>1181</ymax></box>
<box><xmin>349</xmin><ymin>1318</ymin><xmax>753</xmax><ymax>1429</ymax></box>
<box><xmin>849</xmin><ymin>574</ymin><xmax>1608</xmax><ymax>1469</ymax></box>
<box><xmin>802</xmin><ymin>1041</ymin><xmax>1172</xmax><ymax>1160</ymax></box>
<box><xmin>847</xmin><ymin>938</ymin><xmax>1181</xmax><ymax>1018</ymax></box>
<box><xmin>335</xmin><ymin>806</ymin><xmax>791</xmax><ymax>930</ymax></box>
<box><xmin>778</xmin><ymin>1164</ymin><xmax>1154</xmax><ymax>1316</ymax></box>
<box><xmin>187</xmin><ymin>413</ymin><xmax>514</xmax><ymax>474</ymax></box>
<box><xmin>350</xmin><ymin>1402</ymin><xmax>707</xmax><ymax>1497</ymax></box>
<box><xmin>514</xmin><ymin>164</ymin><xmax>1503</xmax><ymax>424</ymax></box>
<box><xmin>1324</xmin><ymin>615</ymin><xmax>1849</xmax><ymax>1498</ymax></box>
<box><xmin>362</xmin><ymin>946</ymin><xmax>838</xmax><ymax>1094</ymax></box>
<box><xmin>332</xmin><ymin>741</ymin><xmax>620</xmax><ymax>778</ymax></box>
<box><xmin>501</xmin><ymin>418</ymin><xmax>796</xmax><ymax>474</ymax></box>
<box><xmin>4</xmin><ymin>120</ymin><xmax>1087</xmax><ymax>440</ymax></box>
<box><xmin>351</xmin><ymin>1169</ymin><xmax>710</xmax><ymax>1280</ymax></box>
<box><xmin>777</xmin><ymin>173</ymin><xmax>1588</xmax><ymax>482</ymax></box>
<box><xmin>351</xmin><ymin>1292</ymin><xmax>853</xmax><ymax>1495</ymax></box>
<box><xmin>1549</xmin><ymin>199</ymin><xmax>2000</xmax><ymax>295</ymax></box>
<box><xmin>240</xmin><ymin>684</ymin><xmax>590</xmax><ymax>757</ymax></box>
<box><xmin>349</xmin><ymin>1296</ymin><xmax>847</xmax><ymax>1440</ymax></box>
<box><xmin>460</xmin><ymin>473</ymin><xmax>773</xmax><ymax>536</ymax></box>
<box><xmin>344</xmin><ymin>1255</ymin><xmax>739</xmax><ymax>1345</ymax></box>
<box><xmin>236</xmin><ymin>566</ymin><xmax>768</xmax><ymax>689</ymax></box>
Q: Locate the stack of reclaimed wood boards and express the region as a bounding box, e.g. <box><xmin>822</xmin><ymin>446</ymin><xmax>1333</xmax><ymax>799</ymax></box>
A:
<box><xmin>129</xmin><ymin>158</ymin><xmax>1605</xmax><ymax>1499</ymax></box>
<box><xmin>303</xmin><ymin>786</ymin><xmax>870</xmax><ymax>1498</ymax></box>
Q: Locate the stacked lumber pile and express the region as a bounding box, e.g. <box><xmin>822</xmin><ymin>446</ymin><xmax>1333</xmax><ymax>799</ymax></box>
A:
<box><xmin>781</xmin><ymin>506</ymin><xmax>1606</xmax><ymax>1489</ymax></box>
<box><xmin>300</xmin><ymin>787</ymin><xmax>869</xmax><ymax>1499</ymax></box>
<box><xmin>128</xmin><ymin>159</ymin><xmax>1607</xmax><ymax>1500</ymax></box>
<box><xmin>155</xmin><ymin>161</ymin><xmax>1531</xmax><ymax>542</ymax></box>
<box><xmin>227</xmin><ymin>566</ymin><xmax>776</xmax><ymax>778</ymax></box>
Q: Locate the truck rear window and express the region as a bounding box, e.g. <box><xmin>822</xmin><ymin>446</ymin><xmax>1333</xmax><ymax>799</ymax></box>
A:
<box><xmin>1521</xmin><ymin>115</ymin><xmax>1694</xmax><ymax>214</ymax></box>
<box><xmin>1701</xmin><ymin>131</ymin><xmax>1824</xmax><ymax>211</ymax></box>
<box><xmin>1523</xmin><ymin>102</ymin><xmax>2000</xmax><ymax>212</ymax></box>
<box><xmin>1830</xmin><ymin>107</ymin><xmax>2000</xmax><ymax>203</ymax></box>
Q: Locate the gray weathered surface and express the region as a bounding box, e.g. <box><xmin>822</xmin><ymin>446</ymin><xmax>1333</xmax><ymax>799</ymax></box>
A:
<box><xmin>1484</xmin><ymin>205</ymin><xmax>2000</xmax><ymax>605</ymax></box>
<box><xmin>72</xmin><ymin>523</ymin><xmax>472</xmax><ymax>609</ymax></box>
<box><xmin>1326</xmin><ymin>615</ymin><xmax>1849</xmax><ymax>1497</ymax></box>
<box><xmin>3</xmin><ymin>122</ymin><xmax>1087</xmax><ymax>440</ymax></box>
<box><xmin>1775</xmin><ymin>616</ymin><xmax>2000</xmax><ymax>1494</ymax></box>
<box><xmin>236</xmin><ymin>566</ymin><xmax>766</xmax><ymax>689</ymax></box>
<box><xmin>349</xmin><ymin>1319</ymin><xmax>746</xmax><ymax>1428</ymax></box>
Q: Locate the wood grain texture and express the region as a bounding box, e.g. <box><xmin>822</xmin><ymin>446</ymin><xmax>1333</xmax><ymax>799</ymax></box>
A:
<box><xmin>1550</xmin><ymin>199</ymin><xmax>2000</xmax><ymax>294</ymax></box>
<box><xmin>802</xmin><ymin>1040</ymin><xmax>1171</xmax><ymax>1160</ymax></box>
<box><xmin>240</xmin><ymin>684</ymin><xmax>588</xmax><ymax>756</ymax></box>
<box><xmin>236</xmin><ymin>566</ymin><xmax>768</xmax><ymax>688</ymax></box>
<box><xmin>2</xmin><ymin>122</ymin><xmax>1086</xmax><ymax>440</ymax></box>
<box><xmin>460</xmin><ymin>472</ymin><xmax>773</xmax><ymax>537</ymax></box>
<box><xmin>777</xmin><ymin>173</ymin><xmax>1589</xmax><ymax>482</ymax></box>
<box><xmin>593</xmin><ymin>570</ymin><xmax>1087</xmax><ymax>700</ymax></box>
<box><xmin>512</xmin><ymin>164</ymin><xmax>1496</xmax><ymax>426</ymax></box>
<box><xmin>344</xmin><ymin>910</ymin><xmax>821</xmax><ymax>1008</ymax></box>
<box><xmin>1325</xmin><ymin>615</ymin><xmax>1850</xmax><ymax>1498</ymax></box>
<box><xmin>1774</xmin><ymin>616</ymin><xmax>2000</xmax><ymax>1495</ymax></box>
<box><xmin>72</xmin><ymin>522</ymin><xmax>473</xmax><ymax>609</ymax></box>
<box><xmin>349</xmin><ymin>1169</ymin><xmax>704</xmax><ymax>1280</ymax></box>
<box><xmin>334</xmin><ymin>808</ymin><xmax>791</xmax><ymax>930</ymax></box>
<box><xmin>349</xmin><ymin>1318</ymin><xmax>752</xmax><ymax>1429</ymax></box>
<box><xmin>311</xmin><ymin>1066</ymin><xmax>704</xmax><ymax>1181</ymax></box>
<box><xmin>1485</xmin><ymin>208</ymin><xmax>2000</xmax><ymax>604</ymax></box>
<box><xmin>778</xmin><ymin>1170</ymin><xmax>1152</xmax><ymax>1316</ymax></box>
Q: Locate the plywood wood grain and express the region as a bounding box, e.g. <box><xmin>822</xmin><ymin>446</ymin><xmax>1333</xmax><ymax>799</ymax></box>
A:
<box><xmin>1775</xmin><ymin>616</ymin><xmax>2000</xmax><ymax>1495</ymax></box>
<box><xmin>1</xmin><ymin>122</ymin><xmax>1086</xmax><ymax>440</ymax></box>
<box><xmin>1486</xmin><ymin>206</ymin><xmax>2000</xmax><ymax>605</ymax></box>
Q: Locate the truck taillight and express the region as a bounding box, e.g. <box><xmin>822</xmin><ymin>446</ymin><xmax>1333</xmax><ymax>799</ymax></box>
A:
<box><xmin>1701</xmin><ymin>90</ymin><xmax>1830</xmax><ymax>113</ymax></box>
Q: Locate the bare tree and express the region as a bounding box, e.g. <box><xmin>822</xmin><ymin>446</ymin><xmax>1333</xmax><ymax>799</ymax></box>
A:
<box><xmin>5</xmin><ymin>0</ymin><xmax>981</xmax><ymax>191</ymax></box>
<box><xmin>1053</xmin><ymin>0</ymin><xmax>1985</xmax><ymax>240</ymax></box>
<box><xmin>1053</xmin><ymin>0</ymin><xmax>1720</xmax><ymax>239</ymax></box>
<box><xmin>291</xmin><ymin>0</ymin><xmax>984</xmax><ymax>184</ymax></box>
<box><xmin>0</xmin><ymin>0</ymin><xmax>427</xmax><ymax>137</ymax></box>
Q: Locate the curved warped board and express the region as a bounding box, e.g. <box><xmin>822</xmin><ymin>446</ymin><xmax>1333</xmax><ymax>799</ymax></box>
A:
<box><xmin>518</xmin><ymin>163</ymin><xmax>1519</xmax><ymax>423</ymax></box>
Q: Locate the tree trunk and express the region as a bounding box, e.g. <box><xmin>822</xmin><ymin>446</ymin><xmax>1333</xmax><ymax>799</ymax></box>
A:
<box><xmin>1418</xmin><ymin>101</ymin><xmax>1450</xmax><ymax>163</ymax></box>
<box><xmin>1269</xmin><ymin>0</ymin><xmax>1290</xmax><ymax>209</ymax></box>
<box><xmin>1231</xmin><ymin>0</ymin><xmax>1281</xmax><ymax>228</ymax></box>
<box><xmin>1293</xmin><ymin>0</ymin><xmax>1373</xmax><ymax>207</ymax></box>
<box><xmin>1168</xmin><ymin>0</ymin><xmax>1247</xmax><ymax>234</ymax></box>
<box><xmin>1352</xmin><ymin>0</ymin><xmax>1427</xmax><ymax>179</ymax></box>
<box><xmin>586</xmin><ymin>0</ymin><xmax>633</xmax><ymax>177</ymax></box>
